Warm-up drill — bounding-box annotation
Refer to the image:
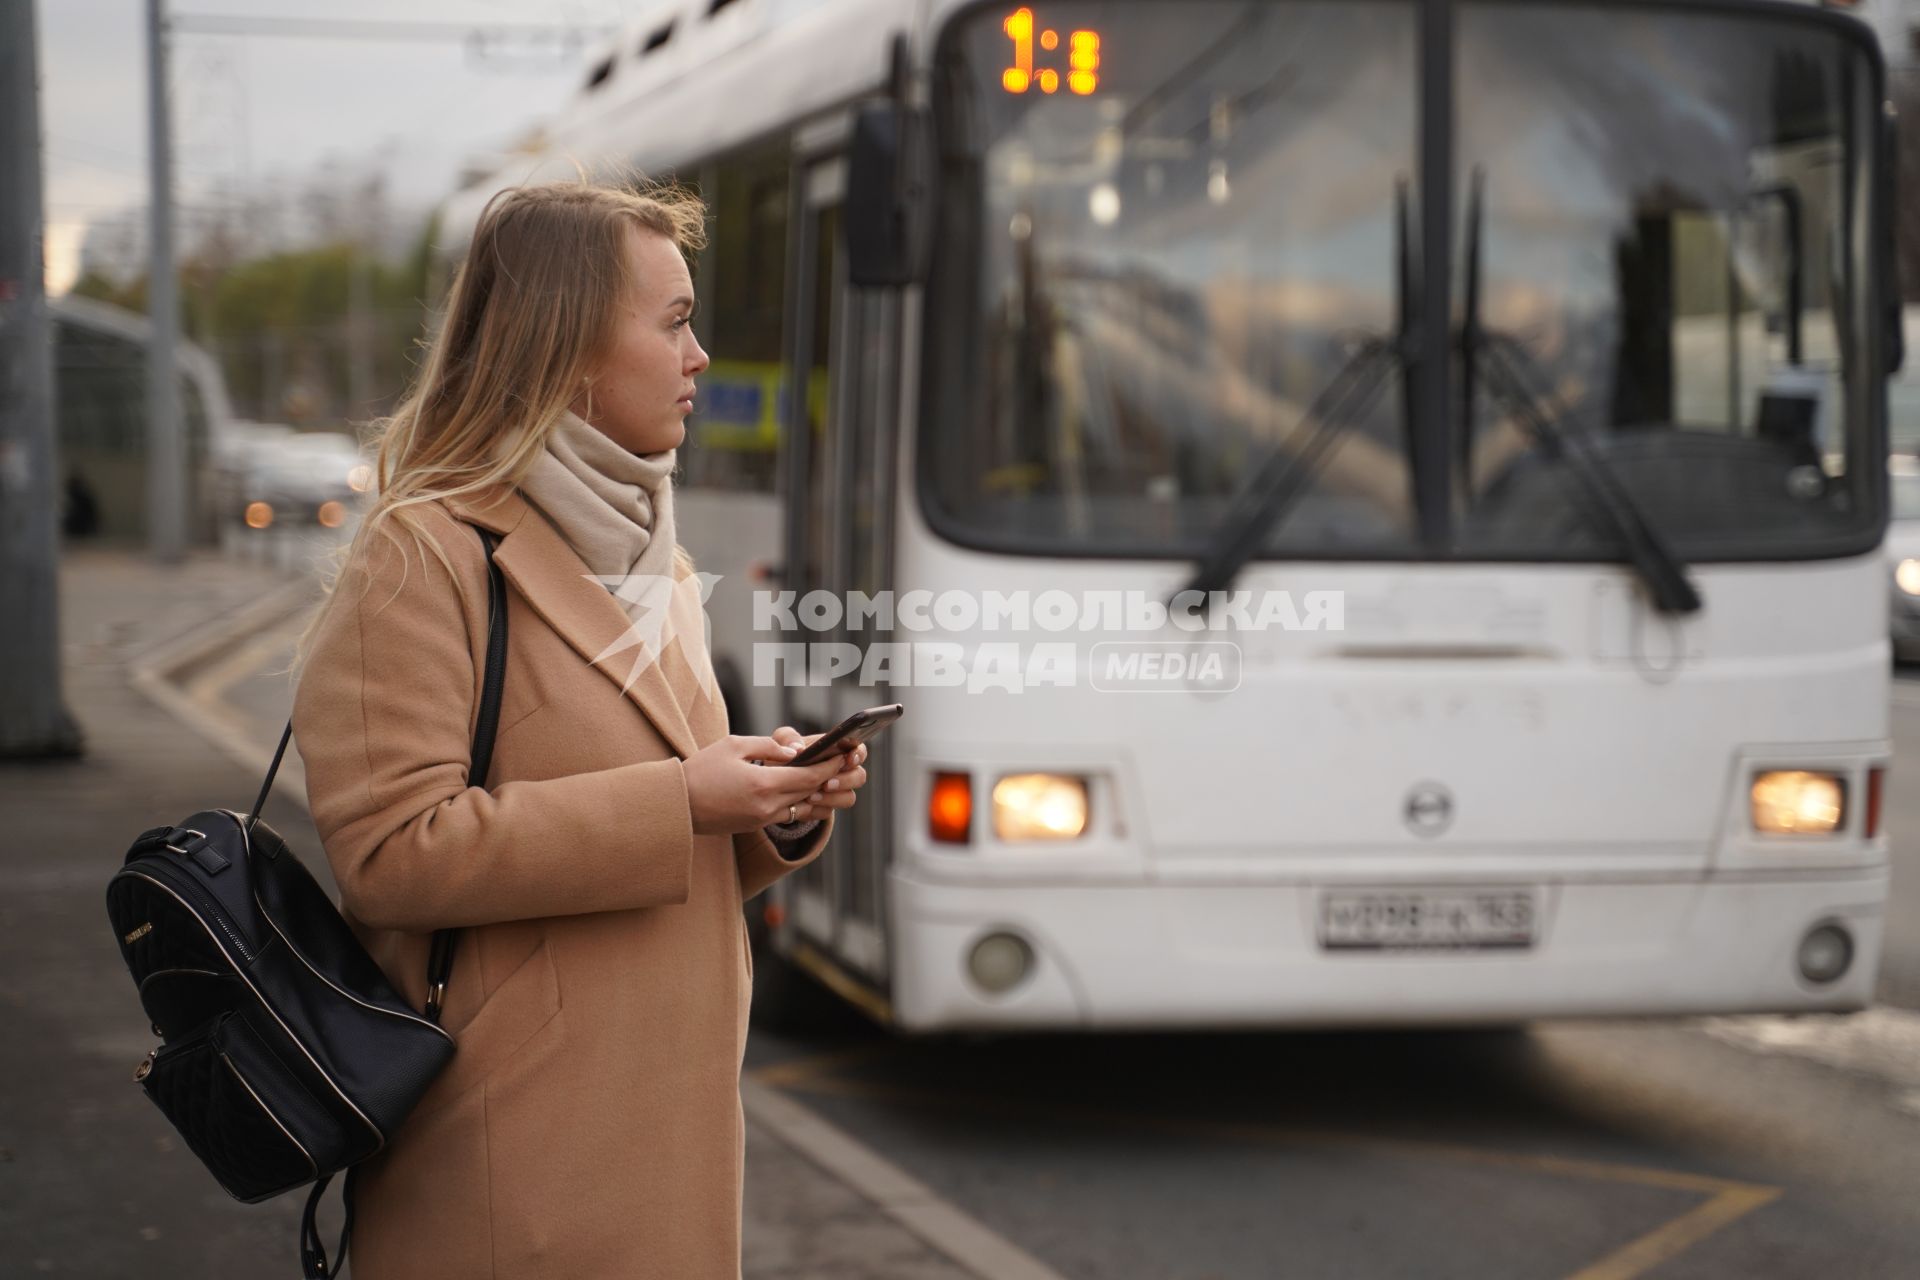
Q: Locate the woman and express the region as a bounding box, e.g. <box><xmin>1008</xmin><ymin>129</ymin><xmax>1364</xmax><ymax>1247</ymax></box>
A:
<box><xmin>289</xmin><ymin>179</ymin><xmax>868</xmax><ymax>1278</ymax></box>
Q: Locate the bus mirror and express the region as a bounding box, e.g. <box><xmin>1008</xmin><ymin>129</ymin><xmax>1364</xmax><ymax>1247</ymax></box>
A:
<box><xmin>846</xmin><ymin>103</ymin><xmax>932</xmax><ymax>288</ymax></box>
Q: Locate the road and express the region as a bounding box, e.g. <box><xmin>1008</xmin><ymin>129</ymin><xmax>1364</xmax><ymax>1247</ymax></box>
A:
<box><xmin>203</xmin><ymin>587</ymin><xmax>1920</xmax><ymax>1280</ymax></box>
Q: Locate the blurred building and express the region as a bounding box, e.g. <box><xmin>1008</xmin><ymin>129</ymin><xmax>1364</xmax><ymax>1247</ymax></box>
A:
<box><xmin>51</xmin><ymin>295</ymin><xmax>227</xmax><ymax>546</ymax></box>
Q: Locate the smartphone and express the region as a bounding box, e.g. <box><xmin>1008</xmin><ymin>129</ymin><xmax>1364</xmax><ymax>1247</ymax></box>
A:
<box><xmin>781</xmin><ymin>703</ymin><xmax>904</xmax><ymax>767</ymax></box>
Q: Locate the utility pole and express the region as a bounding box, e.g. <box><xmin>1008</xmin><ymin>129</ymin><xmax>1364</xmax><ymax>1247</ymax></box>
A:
<box><xmin>147</xmin><ymin>0</ymin><xmax>186</xmax><ymax>562</ymax></box>
<box><xmin>0</xmin><ymin>0</ymin><xmax>83</xmax><ymax>758</ymax></box>
<box><xmin>346</xmin><ymin>168</ymin><xmax>387</xmax><ymax>424</ymax></box>
<box><xmin>347</xmin><ymin>239</ymin><xmax>373</xmax><ymax>421</ymax></box>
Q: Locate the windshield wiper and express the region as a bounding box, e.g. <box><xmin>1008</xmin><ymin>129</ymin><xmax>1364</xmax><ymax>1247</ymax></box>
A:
<box><xmin>1458</xmin><ymin>168</ymin><xmax>1701</xmax><ymax>616</ymax></box>
<box><xmin>1174</xmin><ymin>339</ymin><xmax>1398</xmax><ymax>600</ymax></box>
<box><xmin>1175</xmin><ymin>181</ymin><xmax>1417</xmax><ymax>602</ymax></box>
<box><xmin>1469</xmin><ymin>330</ymin><xmax>1701</xmax><ymax>614</ymax></box>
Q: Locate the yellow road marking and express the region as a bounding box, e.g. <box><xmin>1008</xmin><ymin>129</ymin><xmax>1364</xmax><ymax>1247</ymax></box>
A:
<box><xmin>786</xmin><ymin>940</ymin><xmax>896</xmax><ymax>1024</ymax></box>
<box><xmin>180</xmin><ymin>608</ymin><xmax>311</xmax><ymax>703</ymax></box>
<box><xmin>1566</xmin><ymin>1186</ymin><xmax>1783</xmax><ymax>1280</ymax></box>
<box><xmin>749</xmin><ymin>1041</ymin><xmax>898</xmax><ymax>1090</ymax></box>
<box><xmin>774</xmin><ymin>1071</ymin><xmax>1782</xmax><ymax>1280</ymax></box>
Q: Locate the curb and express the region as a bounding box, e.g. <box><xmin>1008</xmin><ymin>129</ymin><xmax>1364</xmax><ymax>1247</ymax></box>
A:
<box><xmin>128</xmin><ymin>577</ymin><xmax>320</xmax><ymax>812</ymax></box>
<box><xmin>742</xmin><ymin>1078</ymin><xmax>1071</xmax><ymax>1280</ymax></box>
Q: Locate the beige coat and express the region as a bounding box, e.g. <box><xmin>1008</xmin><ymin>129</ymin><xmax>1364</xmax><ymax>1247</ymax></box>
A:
<box><xmin>290</xmin><ymin>485</ymin><xmax>830</xmax><ymax>1279</ymax></box>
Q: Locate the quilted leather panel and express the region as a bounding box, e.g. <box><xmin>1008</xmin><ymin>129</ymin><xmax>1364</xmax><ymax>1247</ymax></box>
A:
<box><xmin>109</xmin><ymin>876</ymin><xmax>227</xmax><ymax>984</ymax></box>
<box><xmin>141</xmin><ymin>1012</ymin><xmax>317</xmax><ymax>1202</ymax></box>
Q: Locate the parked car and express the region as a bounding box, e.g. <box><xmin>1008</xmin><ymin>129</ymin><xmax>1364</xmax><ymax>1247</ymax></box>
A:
<box><xmin>208</xmin><ymin>423</ymin><xmax>370</xmax><ymax>533</ymax></box>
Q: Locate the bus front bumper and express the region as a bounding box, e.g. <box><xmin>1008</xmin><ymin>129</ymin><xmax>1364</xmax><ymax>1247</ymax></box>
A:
<box><xmin>887</xmin><ymin>869</ymin><xmax>1887</xmax><ymax>1032</ymax></box>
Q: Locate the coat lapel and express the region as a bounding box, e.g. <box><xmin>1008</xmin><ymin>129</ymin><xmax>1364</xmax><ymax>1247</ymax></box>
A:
<box><xmin>448</xmin><ymin>486</ymin><xmax>700</xmax><ymax>760</ymax></box>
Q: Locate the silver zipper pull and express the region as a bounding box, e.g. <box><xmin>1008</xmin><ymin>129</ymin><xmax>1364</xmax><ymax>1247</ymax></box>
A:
<box><xmin>134</xmin><ymin>1048</ymin><xmax>157</xmax><ymax>1082</ymax></box>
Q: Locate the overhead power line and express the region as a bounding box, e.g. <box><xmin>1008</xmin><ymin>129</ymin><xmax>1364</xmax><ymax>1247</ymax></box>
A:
<box><xmin>168</xmin><ymin>14</ymin><xmax>616</xmax><ymax>45</ymax></box>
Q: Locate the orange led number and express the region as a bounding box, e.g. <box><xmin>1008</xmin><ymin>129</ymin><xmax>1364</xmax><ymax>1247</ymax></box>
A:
<box><xmin>1069</xmin><ymin>29</ymin><xmax>1100</xmax><ymax>95</ymax></box>
<box><xmin>1003</xmin><ymin>8</ymin><xmax>1034</xmax><ymax>93</ymax></box>
<box><xmin>1003</xmin><ymin>9</ymin><xmax>1100</xmax><ymax>95</ymax></box>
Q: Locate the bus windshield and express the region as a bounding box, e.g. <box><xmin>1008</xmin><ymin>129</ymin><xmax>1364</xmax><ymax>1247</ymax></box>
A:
<box><xmin>921</xmin><ymin>0</ymin><xmax>1885</xmax><ymax>563</ymax></box>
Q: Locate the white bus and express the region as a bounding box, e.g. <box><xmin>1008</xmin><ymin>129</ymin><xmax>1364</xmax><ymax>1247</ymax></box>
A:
<box><xmin>441</xmin><ymin>0</ymin><xmax>1897</xmax><ymax>1031</ymax></box>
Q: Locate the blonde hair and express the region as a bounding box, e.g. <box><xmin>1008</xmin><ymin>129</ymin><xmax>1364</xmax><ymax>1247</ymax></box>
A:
<box><xmin>292</xmin><ymin>176</ymin><xmax>708</xmax><ymax>672</ymax></box>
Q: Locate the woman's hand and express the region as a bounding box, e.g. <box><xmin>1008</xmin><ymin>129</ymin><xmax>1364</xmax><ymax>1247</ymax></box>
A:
<box><xmin>683</xmin><ymin>734</ymin><xmax>847</xmax><ymax>836</ymax></box>
<box><xmin>767</xmin><ymin>725</ymin><xmax>869</xmax><ymax>821</ymax></box>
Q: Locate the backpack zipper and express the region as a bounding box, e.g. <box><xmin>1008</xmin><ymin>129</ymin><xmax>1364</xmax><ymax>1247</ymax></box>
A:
<box><xmin>123</xmin><ymin>863</ymin><xmax>254</xmax><ymax>963</ymax></box>
<box><xmin>133</xmin><ymin>1013</ymin><xmax>219</xmax><ymax>1080</ymax></box>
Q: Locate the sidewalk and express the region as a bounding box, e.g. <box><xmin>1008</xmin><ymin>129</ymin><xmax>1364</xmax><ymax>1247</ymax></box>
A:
<box><xmin>0</xmin><ymin>546</ymin><xmax>976</xmax><ymax>1279</ymax></box>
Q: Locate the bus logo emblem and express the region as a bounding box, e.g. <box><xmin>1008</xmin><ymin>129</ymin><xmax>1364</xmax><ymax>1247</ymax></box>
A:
<box><xmin>1404</xmin><ymin>783</ymin><xmax>1453</xmax><ymax>837</ymax></box>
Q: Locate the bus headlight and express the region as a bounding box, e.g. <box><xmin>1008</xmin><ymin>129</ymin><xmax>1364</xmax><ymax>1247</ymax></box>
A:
<box><xmin>992</xmin><ymin>774</ymin><xmax>1089</xmax><ymax>841</ymax></box>
<box><xmin>1751</xmin><ymin>770</ymin><xmax>1846</xmax><ymax>835</ymax></box>
<box><xmin>317</xmin><ymin>500</ymin><xmax>346</xmax><ymax>529</ymax></box>
<box><xmin>1897</xmin><ymin>559</ymin><xmax>1920</xmax><ymax>596</ymax></box>
<box><xmin>244</xmin><ymin>501</ymin><xmax>274</xmax><ymax>530</ymax></box>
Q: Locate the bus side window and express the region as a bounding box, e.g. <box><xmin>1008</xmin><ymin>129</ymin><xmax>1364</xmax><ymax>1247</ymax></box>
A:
<box><xmin>687</xmin><ymin>145</ymin><xmax>789</xmax><ymax>495</ymax></box>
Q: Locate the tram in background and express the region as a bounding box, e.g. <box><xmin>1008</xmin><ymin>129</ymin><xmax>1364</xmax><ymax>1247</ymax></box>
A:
<box><xmin>439</xmin><ymin>0</ymin><xmax>1898</xmax><ymax>1031</ymax></box>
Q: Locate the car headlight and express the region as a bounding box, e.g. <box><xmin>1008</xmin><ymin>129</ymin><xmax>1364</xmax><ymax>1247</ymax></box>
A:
<box><xmin>1898</xmin><ymin>559</ymin><xmax>1920</xmax><ymax>596</ymax></box>
<box><xmin>1751</xmin><ymin>770</ymin><xmax>1846</xmax><ymax>835</ymax></box>
<box><xmin>992</xmin><ymin>774</ymin><xmax>1089</xmax><ymax>841</ymax></box>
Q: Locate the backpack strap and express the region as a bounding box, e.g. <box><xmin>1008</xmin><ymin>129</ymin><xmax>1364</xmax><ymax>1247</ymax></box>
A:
<box><xmin>299</xmin><ymin>1166</ymin><xmax>356</xmax><ymax>1279</ymax></box>
<box><xmin>425</xmin><ymin>526</ymin><xmax>508</xmax><ymax>1022</ymax></box>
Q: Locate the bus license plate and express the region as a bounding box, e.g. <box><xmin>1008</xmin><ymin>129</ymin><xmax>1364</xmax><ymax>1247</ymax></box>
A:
<box><xmin>1319</xmin><ymin>890</ymin><xmax>1537</xmax><ymax>951</ymax></box>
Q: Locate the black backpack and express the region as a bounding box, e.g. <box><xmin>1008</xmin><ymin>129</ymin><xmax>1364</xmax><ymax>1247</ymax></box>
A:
<box><xmin>105</xmin><ymin>523</ymin><xmax>508</xmax><ymax>1278</ymax></box>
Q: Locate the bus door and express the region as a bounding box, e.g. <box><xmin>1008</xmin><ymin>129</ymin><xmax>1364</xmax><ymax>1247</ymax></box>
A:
<box><xmin>779</xmin><ymin>149</ymin><xmax>900</xmax><ymax>983</ymax></box>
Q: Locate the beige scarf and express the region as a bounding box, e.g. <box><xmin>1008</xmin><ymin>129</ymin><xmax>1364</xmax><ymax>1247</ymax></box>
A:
<box><xmin>517</xmin><ymin>410</ymin><xmax>723</xmax><ymax>730</ymax></box>
<box><xmin>519</xmin><ymin>408</ymin><xmax>678</xmax><ymax>590</ymax></box>
<box><xmin>518</xmin><ymin>411</ymin><xmax>818</xmax><ymax>842</ymax></box>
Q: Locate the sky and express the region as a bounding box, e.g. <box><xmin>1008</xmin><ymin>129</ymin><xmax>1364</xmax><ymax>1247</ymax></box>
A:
<box><xmin>36</xmin><ymin>0</ymin><xmax>644</xmax><ymax>292</ymax></box>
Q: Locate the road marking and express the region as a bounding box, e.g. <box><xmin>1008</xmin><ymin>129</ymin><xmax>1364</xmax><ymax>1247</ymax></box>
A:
<box><xmin>750</xmin><ymin>1042</ymin><xmax>896</xmax><ymax>1090</ymax></box>
<box><xmin>741</xmin><ymin>1076</ymin><xmax>1072</xmax><ymax>1280</ymax></box>
<box><xmin>128</xmin><ymin>577</ymin><xmax>321</xmax><ymax>808</ymax></box>
<box><xmin>179</xmin><ymin>604</ymin><xmax>313</xmax><ymax>705</ymax></box>
<box><xmin>782</xmin><ymin>1073</ymin><xmax>1780</xmax><ymax>1280</ymax></box>
<box><xmin>128</xmin><ymin>574</ymin><xmax>314</xmax><ymax>684</ymax></box>
<box><xmin>1565</xmin><ymin>1185</ymin><xmax>1782</xmax><ymax>1280</ymax></box>
<box><xmin>788</xmin><ymin>941</ymin><xmax>896</xmax><ymax>1024</ymax></box>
